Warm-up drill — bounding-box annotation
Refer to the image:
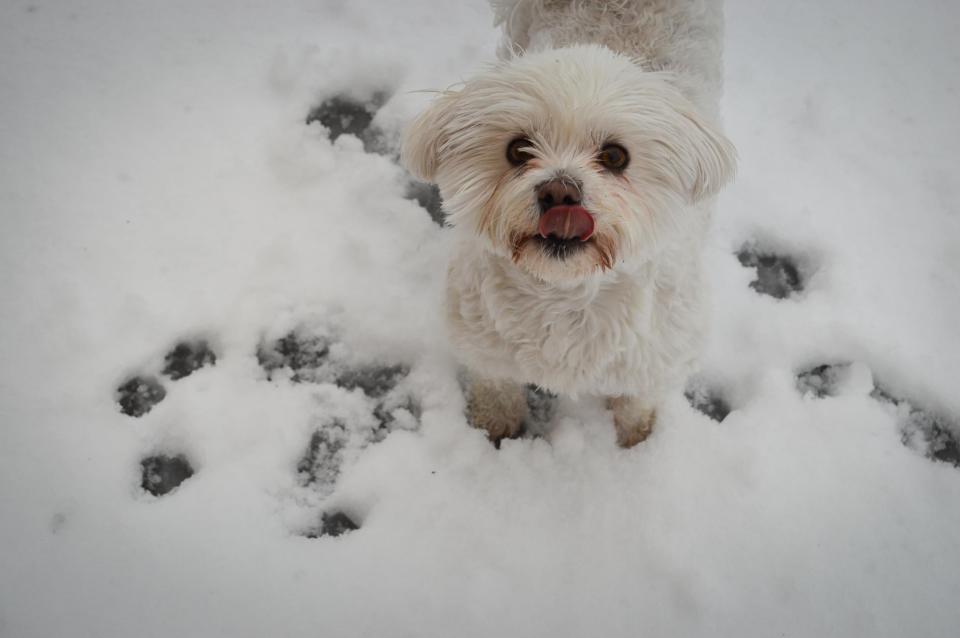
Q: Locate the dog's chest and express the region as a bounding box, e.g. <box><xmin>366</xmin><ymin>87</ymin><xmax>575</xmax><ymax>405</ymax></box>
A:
<box><xmin>447</xmin><ymin>253</ymin><xmax>686</xmax><ymax>395</ymax></box>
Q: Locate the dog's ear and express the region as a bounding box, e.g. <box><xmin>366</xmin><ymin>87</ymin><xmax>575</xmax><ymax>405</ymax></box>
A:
<box><xmin>634</xmin><ymin>76</ymin><xmax>737</xmax><ymax>203</ymax></box>
<box><xmin>651</xmin><ymin>104</ymin><xmax>736</xmax><ymax>204</ymax></box>
<box><xmin>675</xmin><ymin>108</ymin><xmax>737</xmax><ymax>203</ymax></box>
<box><xmin>401</xmin><ymin>91</ymin><xmax>460</xmax><ymax>183</ymax></box>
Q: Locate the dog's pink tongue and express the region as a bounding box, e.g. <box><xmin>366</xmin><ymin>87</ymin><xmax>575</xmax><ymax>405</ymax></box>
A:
<box><xmin>538</xmin><ymin>205</ymin><xmax>595</xmax><ymax>241</ymax></box>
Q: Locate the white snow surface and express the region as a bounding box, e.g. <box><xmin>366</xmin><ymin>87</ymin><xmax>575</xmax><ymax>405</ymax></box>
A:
<box><xmin>2</xmin><ymin>1</ymin><xmax>959</xmax><ymax>637</ymax></box>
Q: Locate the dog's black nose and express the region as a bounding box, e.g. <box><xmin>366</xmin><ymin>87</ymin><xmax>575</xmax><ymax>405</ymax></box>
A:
<box><xmin>537</xmin><ymin>179</ymin><xmax>581</xmax><ymax>213</ymax></box>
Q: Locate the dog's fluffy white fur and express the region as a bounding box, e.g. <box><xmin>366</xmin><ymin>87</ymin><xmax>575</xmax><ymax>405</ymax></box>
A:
<box><xmin>402</xmin><ymin>0</ymin><xmax>735</xmax><ymax>446</ymax></box>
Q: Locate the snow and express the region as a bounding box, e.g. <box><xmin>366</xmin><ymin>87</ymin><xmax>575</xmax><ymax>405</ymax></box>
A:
<box><xmin>1</xmin><ymin>1</ymin><xmax>959</xmax><ymax>637</ymax></box>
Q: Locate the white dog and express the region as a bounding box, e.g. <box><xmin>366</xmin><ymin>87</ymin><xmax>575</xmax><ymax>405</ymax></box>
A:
<box><xmin>402</xmin><ymin>0</ymin><xmax>736</xmax><ymax>447</ymax></box>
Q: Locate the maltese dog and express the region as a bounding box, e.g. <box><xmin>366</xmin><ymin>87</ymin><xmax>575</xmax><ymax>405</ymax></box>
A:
<box><xmin>402</xmin><ymin>0</ymin><xmax>736</xmax><ymax>447</ymax></box>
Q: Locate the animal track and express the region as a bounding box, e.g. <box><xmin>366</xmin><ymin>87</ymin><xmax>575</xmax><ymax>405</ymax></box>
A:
<box><xmin>307</xmin><ymin>91</ymin><xmax>445</xmax><ymax>226</ymax></box>
<box><xmin>266</xmin><ymin>328</ymin><xmax>419</xmax><ymax>507</ymax></box>
<box><xmin>337</xmin><ymin>364</ymin><xmax>409</xmax><ymax>399</ymax></box>
<box><xmin>306</xmin><ymin>92</ymin><xmax>390</xmax><ymax>153</ymax></box>
<box><xmin>404</xmin><ymin>181</ymin><xmax>444</xmax><ymax>225</ymax></box>
<box><xmin>162</xmin><ymin>340</ymin><xmax>216</xmax><ymax>380</ymax></box>
<box><xmin>795</xmin><ymin>362</ymin><xmax>851</xmax><ymax>398</ymax></box>
<box><xmin>870</xmin><ymin>383</ymin><xmax>959</xmax><ymax>468</ymax></box>
<box><xmin>259</xmin><ymin>327</ymin><xmax>420</xmax><ymax>536</ymax></box>
<box><xmin>257</xmin><ymin>329</ymin><xmax>419</xmax><ymax>434</ymax></box>
<box><xmin>116</xmin><ymin>376</ymin><xmax>166</xmax><ymax>417</ymax></box>
<box><xmin>736</xmin><ymin>243</ymin><xmax>805</xmax><ymax>299</ymax></box>
<box><xmin>115</xmin><ymin>323</ymin><xmax>420</xmax><ymax>521</ymax></box>
<box><xmin>297</xmin><ymin>422</ymin><xmax>347</xmax><ymax>489</ymax></box>
<box><xmin>794</xmin><ymin>362</ymin><xmax>958</xmax><ymax>468</ymax></box>
<box><xmin>303</xmin><ymin>511</ymin><xmax>359</xmax><ymax>538</ymax></box>
<box><xmin>684</xmin><ymin>380</ymin><xmax>732</xmax><ymax>422</ymax></box>
<box><xmin>257</xmin><ymin>329</ymin><xmax>333</xmax><ymax>383</ymax></box>
<box><xmin>141</xmin><ymin>454</ymin><xmax>194</xmax><ymax>496</ymax></box>
<box><xmin>116</xmin><ymin>340</ymin><xmax>217</xmax><ymax>418</ymax></box>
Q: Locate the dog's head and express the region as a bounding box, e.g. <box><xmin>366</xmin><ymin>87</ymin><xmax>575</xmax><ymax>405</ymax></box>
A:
<box><xmin>402</xmin><ymin>45</ymin><xmax>735</xmax><ymax>284</ymax></box>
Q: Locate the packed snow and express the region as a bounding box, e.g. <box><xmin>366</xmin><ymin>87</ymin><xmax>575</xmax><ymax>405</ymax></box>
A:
<box><xmin>1</xmin><ymin>1</ymin><xmax>959</xmax><ymax>637</ymax></box>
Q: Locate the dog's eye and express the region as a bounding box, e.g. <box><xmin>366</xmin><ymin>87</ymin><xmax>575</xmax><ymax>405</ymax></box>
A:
<box><xmin>598</xmin><ymin>144</ymin><xmax>629</xmax><ymax>171</ymax></box>
<box><xmin>506</xmin><ymin>138</ymin><xmax>534</xmax><ymax>166</ymax></box>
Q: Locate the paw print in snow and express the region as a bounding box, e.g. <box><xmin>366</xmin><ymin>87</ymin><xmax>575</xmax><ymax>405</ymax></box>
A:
<box><xmin>307</xmin><ymin>90</ymin><xmax>445</xmax><ymax>226</ymax></box>
<box><xmin>114</xmin><ymin>339</ymin><xmax>214</xmax><ymax>496</ymax></box>
<box><xmin>259</xmin><ymin>326</ymin><xmax>422</xmax><ymax>536</ymax></box>
<box><xmin>141</xmin><ymin>454</ymin><xmax>194</xmax><ymax>496</ymax></box>
<box><xmin>115</xmin><ymin>339</ymin><xmax>216</xmax><ymax>417</ymax></box>
<box><xmin>684</xmin><ymin>379</ymin><xmax>732</xmax><ymax>422</ymax></box>
<box><xmin>794</xmin><ymin>362</ymin><xmax>959</xmax><ymax>468</ymax></box>
<box><xmin>871</xmin><ymin>382</ymin><xmax>959</xmax><ymax>468</ymax></box>
<box><xmin>736</xmin><ymin>243</ymin><xmax>807</xmax><ymax>299</ymax></box>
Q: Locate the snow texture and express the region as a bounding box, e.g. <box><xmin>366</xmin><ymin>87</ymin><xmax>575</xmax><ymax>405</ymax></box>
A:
<box><xmin>1</xmin><ymin>1</ymin><xmax>959</xmax><ymax>637</ymax></box>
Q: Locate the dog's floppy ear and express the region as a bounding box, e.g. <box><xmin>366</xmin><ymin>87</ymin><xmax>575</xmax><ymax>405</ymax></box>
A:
<box><xmin>674</xmin><ymin>108</ymin><xmax>737</xmax><ymax>203</ymax></box>
<box><xmin>401</xmin><ymin>91</ymin><xmax>460</xmax><ymax>183</ymax></box>
<box><xmin>634</xmin><ymin>75</ymin><xmax>737</xmax><ymax>203</ymax></box>
<box><xmin>650</xmin><ymin>104</ymin><xmax>736</xmax><ymax>204</ymax></box>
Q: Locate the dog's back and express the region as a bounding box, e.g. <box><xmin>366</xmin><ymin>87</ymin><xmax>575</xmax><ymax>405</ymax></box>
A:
<box><xmin>491</xmin><ymin>0</ymin><xmax>725</xmax><ymax>116</ymax></box>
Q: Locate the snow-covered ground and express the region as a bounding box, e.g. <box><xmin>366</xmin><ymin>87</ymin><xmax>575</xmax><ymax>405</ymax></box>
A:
<box><xmin>2</xmin><ymin>1</ymin><xmax>959</xmax><ymax>636</ymax></box>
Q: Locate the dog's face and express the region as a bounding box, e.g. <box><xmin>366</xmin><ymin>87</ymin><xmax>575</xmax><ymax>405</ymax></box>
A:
<box><xmin>403</xmin><ymin>45</ymin><xmax>735</xmax><ymax>284</ymax></box>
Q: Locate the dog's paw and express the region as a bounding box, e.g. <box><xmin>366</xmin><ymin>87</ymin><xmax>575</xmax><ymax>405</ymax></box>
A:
<box><xmin>468</xmin><ymin>410</ymin><xmax>525</xmax><ymax>448</ymax></box>
<box><xmin>465</xmin><ymin>378</ymin><xmax>527</xmax><ymax>446</ymax></box>
<box><xmin>608</xmin><ymin>396</ymin><xmax>656</xmax><ymax>448</ymax></box>
<box><xmin>140</xmin><ymin>454</ymin><xmax>194</xmax><ymax>496</ymax></box>
<box><xmin>736</xmin><ymin>243</ymin><xmax>807</xmax><ymax>299</ymax></box>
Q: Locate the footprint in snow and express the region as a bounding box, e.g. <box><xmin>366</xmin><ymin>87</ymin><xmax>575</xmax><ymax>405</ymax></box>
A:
<box><xmin>114</xmin><ymin>328</ymin><xmax>421</xmax><ymax>525</ymax></box>
<box><xmin>795</xmin><ymin>361</ymin><xmax>959</xmax><ymax>468</ymax></box>
<box><xmin>684</xmin><ymin>378</ymin><xmax>732</xmax><ymax>422</ymax></box>
<box><xmin>115</xmin><ymin>339</ymin><xmax>216</xmax><ymax>417</ymax></box>
<box><xmin>141</xmin><ymin>454</ymin><xmax>195</xmax><ymax>497</ymax></box>
<box><xmin>258</xmin><ymin>327</ymin><xmax>421</xmax><ymax>537</ymax></box>
<box><xmin>736</xmin><ymin>242</ymin><xmax>807</xmax><ymax>299</ymax></box>
<box><xmin>307</xmin><ymin>90</ymin><xmax>444</xmax><ymax>226</ymax></box>
<box><xmin>255</xmin><ymin>327</ymin><xmax>419</xmax><ymax>444</ymax></box>
<box><xmin>115</xmin><ymin>339</ymin><xmax>215</xmax><ymax>497</ymax></box>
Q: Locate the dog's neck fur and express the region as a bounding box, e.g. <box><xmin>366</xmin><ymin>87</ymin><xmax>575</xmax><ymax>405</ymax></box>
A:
<box><xmin>492</xmin><ymin>0</ymin><xmax>725</xmax><ymax>118</ymax></box>
<box><xmin>446</xmin><ymin>233</ymin><xmax>704</xmax><ymax>397</ymax></box>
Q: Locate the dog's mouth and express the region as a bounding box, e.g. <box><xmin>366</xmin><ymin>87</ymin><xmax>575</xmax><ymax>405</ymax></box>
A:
<box><xmin>533</xmin><ymin>205</ymin><xmax>595</xmax><ymax>260</ymax></box>
<box><xmin>538</xmin><ymin>205</ymin><xmax>595</xmax><ymax>242</ymax></box>
<box><xmin>510</xmin><ymin>205</ymin><xmax>615</xmax><ymax>276</ymax></box>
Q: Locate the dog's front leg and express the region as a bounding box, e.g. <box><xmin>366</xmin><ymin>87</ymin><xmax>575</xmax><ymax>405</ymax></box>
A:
<box><xmin>465</xmin><ymin>375</ymin><xmax>528</xmax><ymax>445</ymax></box>
<box><xmin>607</xmin><ymin>395</ymin><xmax>657</xmax><ymax>448</ymax></box>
